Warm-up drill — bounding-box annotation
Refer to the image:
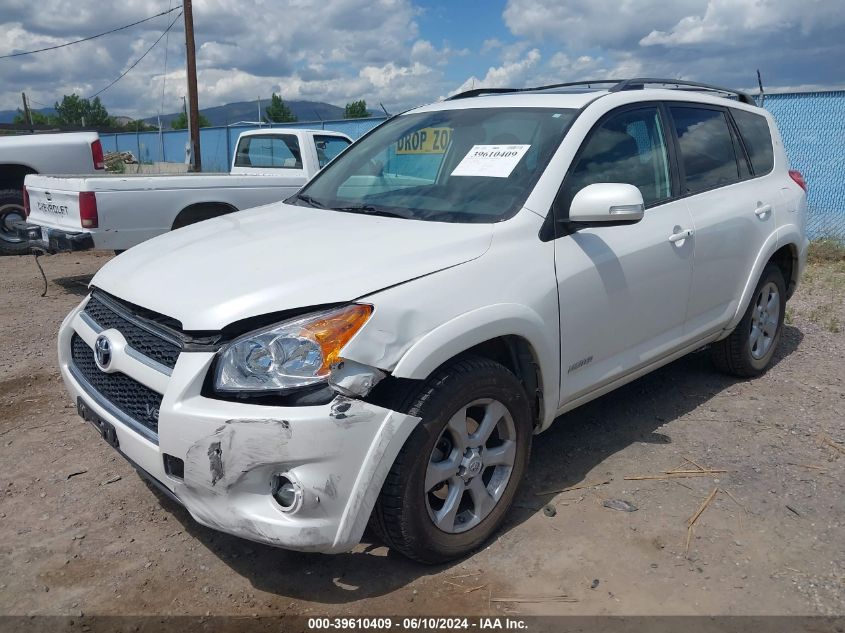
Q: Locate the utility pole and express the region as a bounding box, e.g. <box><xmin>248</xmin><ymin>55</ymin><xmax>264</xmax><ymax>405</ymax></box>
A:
<box><xmin>21</xmin><ymin>92</ymin><xmax>32</xmax><ymax>128</ymax></box>
<box><xmin>183</xmin><ymin>0</ymin><xmax>201</xmax><ymax>172</ymax></box>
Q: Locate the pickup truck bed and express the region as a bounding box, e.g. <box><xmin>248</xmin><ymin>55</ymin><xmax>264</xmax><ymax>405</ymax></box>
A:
<box><xmin>19</xmin><ymin>128</ymin><xmax>351</xmax><ymax>252</ymax></box>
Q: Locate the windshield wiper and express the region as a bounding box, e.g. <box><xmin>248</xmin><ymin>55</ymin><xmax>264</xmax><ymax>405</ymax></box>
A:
<box><xmin>332</xmin><ymin>205</ymin><xmax>415</xmax><ymax>220</ymax></box>
<box><xmin>293</xmin><ymin>193</ymin><xmax>328</xmax><ymax>208</ymax></box>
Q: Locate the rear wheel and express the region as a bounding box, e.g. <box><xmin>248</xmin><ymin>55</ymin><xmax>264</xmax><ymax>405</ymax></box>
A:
<box><xmin>372</xmin><ymin>356</ymin><xmax>532</xmax><ymax>563</ymax></box>
<box><xmin>172</xmin><ymin>204</ymin><xmax>237</xmax><ymax>230</ymax></box>
<box><xmin>711</xmin><ymin>263</ymin><xmax>786</xmax><ymax>377</ymax></box>
<box><xmin>0</xmin><ymin>188</ymin><xmax>30</xmax><ymax>256</ymax></box>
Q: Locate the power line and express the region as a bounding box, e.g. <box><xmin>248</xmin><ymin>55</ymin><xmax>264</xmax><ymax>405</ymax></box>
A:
<box><xmin>0</xmin><ymin>6</ymin><xmax>183</xmax><ymax>60</ymax></box>
<box><xmin>26</xmin><ymin>96</ymin><xmax>50</xmax><ymax>108</ymax></box>
<box><xmin>88</xmin><ymin>11</ymin><xmax>183</xmax><ymax>99</ymax></box>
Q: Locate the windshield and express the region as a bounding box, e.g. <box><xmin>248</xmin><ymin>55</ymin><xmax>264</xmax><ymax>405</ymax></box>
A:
<box><xmin>291</xmin><ymin>107</ymin><xmax>577</xmax><ymax>223</ymax></box>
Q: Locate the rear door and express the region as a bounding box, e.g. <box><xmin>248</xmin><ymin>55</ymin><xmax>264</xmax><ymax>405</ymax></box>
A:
<box><xmin>667</xmin><ymin>104</ymin><xmax>779</xmax><ymax>339</ymax></box>
<box><xmin>554</xmin><ymin>104</ymin><xmax>695</xmax><ymax>403</ymax></box>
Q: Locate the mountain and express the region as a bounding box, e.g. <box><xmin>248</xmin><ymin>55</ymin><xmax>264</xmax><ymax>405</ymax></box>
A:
<box><xmin>143</xmin><ymin>99</ymin><xmax>347</xmax><ymax>127</ymax></box>
<box><xmin>0</xmin><ymin>99</ymin><xmax>348</xmax><ymax>127</ymax></box>
<box><xmin>0</xmin><ymin>107</ymin><xmax>56</xmax><ymax>123</ymax></box>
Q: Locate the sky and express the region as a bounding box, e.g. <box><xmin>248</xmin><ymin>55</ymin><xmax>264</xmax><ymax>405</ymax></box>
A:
<box><xmin>0</xmin><ymin>0</ymin><xmax>843</xmax><ymax>120</ymax></box>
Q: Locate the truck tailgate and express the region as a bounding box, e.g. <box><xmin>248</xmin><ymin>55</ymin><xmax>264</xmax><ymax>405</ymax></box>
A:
<box><xmin>25</xmin><ymin>184</ymin><xmax>83</xmax><ymax>231</ymax></box>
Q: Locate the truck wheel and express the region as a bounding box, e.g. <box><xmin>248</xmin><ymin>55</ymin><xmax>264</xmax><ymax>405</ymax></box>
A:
<box><xmin>0</xmin><ymin>189</ymin><xmax>30</xmax><ymax>256</ymax></box>
<box><xmin>372</xmin><ymin>356</ymin><xmax>532</xmax><ymax>563</ymax></box>
<box><xmin>711</xmin><ymin>263</ymin><xmax>786</xmax><ymax>377</ymax></box>
<box><xmin>172</xmin><ymin>204</ymin><xmax>237</xmax><ymax>230</ymax></box>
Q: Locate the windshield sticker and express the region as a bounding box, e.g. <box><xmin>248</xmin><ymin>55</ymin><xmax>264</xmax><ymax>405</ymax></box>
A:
<box><xmin>396</xmin><ymin>127</ymin><xmax>452</xmax><ymax>154</ymax></box>
<box><xmin>451</xmin><ymin>144</ymin><xmax>530</xmax><ymax>178</ymax></box>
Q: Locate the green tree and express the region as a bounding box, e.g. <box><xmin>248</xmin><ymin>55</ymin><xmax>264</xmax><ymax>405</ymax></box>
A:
<box><xmin>53</xmin><ymin>94</ymin><xmax>110</xmax><ymax>126</ymax></box>
<box><xmin>12</xmin><ymin>110</ymin><xmax>51</xmax><ymax>125</ymax></box>
<box><xmin>171</xmin><ymin>111</ymin><xmax>211</xmax><ymax>130</ymax></box>
<box><xmin>344</xmin><ymin>99</ymin><xmax>369</xmax><ymax>119</ymax></box>
<box><xmin>111</xmin><ymin>118</ymin><xmax>157</xmax><ymax>131</ymax></box>
<box><xmin>264</xmin><ymin>93</ymin><xmax>297</xmax><ymax>123</ymax></box>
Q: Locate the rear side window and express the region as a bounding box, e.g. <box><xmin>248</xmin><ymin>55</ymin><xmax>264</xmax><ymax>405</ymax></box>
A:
<box><xmin>564</xmin><ymin>106</ymin><xmax>672</xmax><ymax>207</ymax></box>
<box><xmin>731</xmin><ymin>109</ymin><xmax>774</xmax><ymax>175</ymax></box>
<box><xmin>315</xmin><ymin>135</ymin><xmax>351</xmax><ymax>168</ymax></box>
<box><xmin>234</xmin><ymin>134</ymin><xmax>302</xmax><ymax>169</ymax></box>
<box><xmin>669</xmin><ymin>106</ymin><xmax>739</xmax><ymax>195</ymax></box>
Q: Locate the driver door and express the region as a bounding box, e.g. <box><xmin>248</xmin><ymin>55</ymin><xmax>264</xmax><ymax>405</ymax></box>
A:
<box><xmin>553</xmin><ymin>104</ymin><xmax>695</xmax><ymax>404</ymax></box>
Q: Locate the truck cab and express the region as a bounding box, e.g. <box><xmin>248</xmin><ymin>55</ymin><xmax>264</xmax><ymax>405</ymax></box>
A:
<box><xmin>230</xmin><ymin>129</ymin><xmax>351</xmax><ymax>175</ymax></box>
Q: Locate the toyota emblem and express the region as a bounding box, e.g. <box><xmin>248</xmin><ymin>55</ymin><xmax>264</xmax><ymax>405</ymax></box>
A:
<box><xmin>94</xmin><ymin>335</ymin><xmax>112</xmax><ymax>370</ymax></box>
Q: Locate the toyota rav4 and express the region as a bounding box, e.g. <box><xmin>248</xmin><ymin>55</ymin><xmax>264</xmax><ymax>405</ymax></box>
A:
<box><xmin>58</xmin><ymin>79</ymin><xmax>809</xmax><ymax>563</ymax></box>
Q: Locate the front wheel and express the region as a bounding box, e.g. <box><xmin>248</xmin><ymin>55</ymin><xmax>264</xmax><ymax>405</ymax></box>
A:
<box><xmin>711</xmin><ymin>263</ymin><xmax>786</xmax><ymax>377</ymax></box>
<box><xmin>372</xmin><ymin>356</ymin><xmax>532</xmax><ymax>563</ymax></box>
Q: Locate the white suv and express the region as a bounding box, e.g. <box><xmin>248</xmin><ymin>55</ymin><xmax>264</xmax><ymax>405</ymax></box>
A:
<box><xmin>58</xmin><ymin>79</ymin><xmax>809</xmax><ymax>563</ymax></box>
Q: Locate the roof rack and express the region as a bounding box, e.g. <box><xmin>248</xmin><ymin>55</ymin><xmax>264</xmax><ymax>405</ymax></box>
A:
<box><xmin>448</xmin><ymin>78</ymin><xmax>757</xmax><ymax>105</ymax></box>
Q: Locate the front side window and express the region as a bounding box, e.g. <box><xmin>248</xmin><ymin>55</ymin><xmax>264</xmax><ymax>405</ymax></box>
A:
<box><xmin>315</xmin><ymin>135</ymin><xmax>351</xmax><ymax>168</ymax></box>
<box><xmin>563</xmin><ymin>106</ymin><xmax>672</xmax><ymax>209</ymax></box>
<box><xmin>670</xmin><ymin>107</ymin><xmax>740</xmax><ymax>194</ymax></box>
<box><xmin>293</xmin><ymin>107</ymin><xmax>577</xmax><ymax>223</ymax></box>
<box><xmin>234</xmin><ymin>134</ymin><xmax>302</xmax><ymax>169</ymax></box>
<box><xmin>731</xmin><ymin>108</ymin><xmax>774</xmax><ymax>175</ymax></box>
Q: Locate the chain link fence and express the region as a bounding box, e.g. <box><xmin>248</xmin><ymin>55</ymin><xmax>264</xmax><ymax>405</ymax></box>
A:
<box><xmin>764</xmin><ymin>91</ymin><xmax>845</xmax><ymax>241</ymax></box>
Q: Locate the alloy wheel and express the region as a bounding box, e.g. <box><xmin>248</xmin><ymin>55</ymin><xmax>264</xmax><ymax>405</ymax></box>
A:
<box><xmin>749</xmin><ymin>281</ymin><xmax>780</xmax><ymax>360</ymax></box>
<box><xmin>424</xmin><ymin>398</ymin><xmax>517</xmax><ymax>534</ymax></box>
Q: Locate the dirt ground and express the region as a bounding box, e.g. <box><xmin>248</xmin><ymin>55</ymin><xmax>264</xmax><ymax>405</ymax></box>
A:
<box><xmin>0</xmin><ymin>250</ymin><xmax>843</xmax><ymax>618</ymax></box>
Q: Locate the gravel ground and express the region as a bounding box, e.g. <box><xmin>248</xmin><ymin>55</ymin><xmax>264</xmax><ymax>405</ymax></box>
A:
<box><xmin>0</xmin><ymin>250</ymin><xmax>843</xmax><ymax>618</ymax></box>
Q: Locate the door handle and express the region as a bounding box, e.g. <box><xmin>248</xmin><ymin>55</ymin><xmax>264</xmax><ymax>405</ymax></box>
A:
<box><xmin>668</xmin><ymin>228</ymin><xmax>694</xmax><ymax>243</ymax></box>
<box><xmin>754</xmin><ymin>203</ymin><xmax>772</xmax><ymax>217</ymax></box>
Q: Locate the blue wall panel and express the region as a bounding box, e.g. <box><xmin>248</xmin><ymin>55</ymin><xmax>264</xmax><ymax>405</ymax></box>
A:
<box><xmin>102</xmin><ymin>117</ymin><xmax>388</xmax><ymax>173</ymax></box>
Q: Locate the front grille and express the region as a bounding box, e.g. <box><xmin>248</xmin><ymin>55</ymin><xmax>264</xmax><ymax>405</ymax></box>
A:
<box><xmin>71</xmin><ymin>333</ymin><xmax>162</xmax><ymax>437</ymax></box>
<box><xmin>84</xmin><ymin>295</ymin><xmax>181</xmax><ymax>369</ymax></box>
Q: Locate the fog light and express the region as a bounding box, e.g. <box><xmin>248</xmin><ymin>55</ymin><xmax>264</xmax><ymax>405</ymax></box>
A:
<box><xmin>271</xmin><ymin>473</ymin><xmax>303</xmax><ymax>513</ymax></box>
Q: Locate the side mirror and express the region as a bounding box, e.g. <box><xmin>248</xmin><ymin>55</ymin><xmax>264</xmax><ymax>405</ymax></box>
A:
<box><xmin>568</xmin><ymin>183</ymin><xmax>645</xmax><ymax>224</ymax></box>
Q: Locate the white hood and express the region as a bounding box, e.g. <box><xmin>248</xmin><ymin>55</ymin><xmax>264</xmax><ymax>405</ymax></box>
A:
<box><xmin>91</xmin><ymin>203</ymin><xmax>493</xmax><ymax>330</ymax></box>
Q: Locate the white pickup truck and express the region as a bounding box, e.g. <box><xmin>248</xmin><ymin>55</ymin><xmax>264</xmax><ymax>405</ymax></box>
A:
<box><xmin>19</xmin><ymin>128</ymin><xmax>352</xmax><ymax>253</ymax></box>
<box><xmin>0</xmin><ymin>131</ymin><xmax>105</xmax><ymax>255</ymax></box>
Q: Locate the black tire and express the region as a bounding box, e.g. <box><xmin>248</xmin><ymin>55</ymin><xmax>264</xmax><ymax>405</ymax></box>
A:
<box><xmin>711</xmin><ymin>263</ymin><xmax>786</xmax><ymax>377</ymax></box>
<box><xmin>0</xmin><ymin>188</ymin><xmax>30</xmax><ymax>256</ymax></box>
<box><xmin>172</xmin><ymin>204</ymin><xmax>236</xmax><ymax>230</ymax></box>
<box><xmin>371</xmin><ymin>355</ymin><xmax>532</xmax><ymax>564</ymax></box>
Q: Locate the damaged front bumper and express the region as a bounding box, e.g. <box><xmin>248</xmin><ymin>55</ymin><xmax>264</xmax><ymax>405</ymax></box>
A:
<box><xmin>58</xmin><ymin>303</ymin><xmax>420</xmax><ymax>553</ymax></box>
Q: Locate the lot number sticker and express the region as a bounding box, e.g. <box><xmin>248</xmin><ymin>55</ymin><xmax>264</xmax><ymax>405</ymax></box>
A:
<box><xmin>451</xmin><ymin>144</ymin><xmax>530</xmax><ymax>178</ymax></box>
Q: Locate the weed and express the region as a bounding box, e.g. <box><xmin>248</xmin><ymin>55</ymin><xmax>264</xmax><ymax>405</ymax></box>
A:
<box><xmin>808</xmin><ymin>239</ymin><xmax>845</xmax><ymax>264</ymax></box>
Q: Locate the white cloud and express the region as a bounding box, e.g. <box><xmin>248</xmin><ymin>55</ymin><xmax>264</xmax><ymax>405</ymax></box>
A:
<box><xmin>1</xmin><ymin>0</ymin><xmax>843</xmax><ymax>121</ymax></box>
<box><xmin>0</xmin><ymin>0</ymin><xmax>453</xmax><ymax>118</ymax></box>
<box><xmin>503</xmin><ymin>0</ymin><xmax>702</xmax><ymax>49</ymax></box>
<box><xmin>498</xmin><ymin>0</ymin><xmax>845</xmax><ymax>92</ymax></box>
<box><xmin>640</xmin><ymin>0</ymin><xmax>844</xmax><ymax>46</ymax></box>
<box><xmin>449</xmin><ymin>48</ymin><xmax>541</xmax><ymax>96</ymax></box>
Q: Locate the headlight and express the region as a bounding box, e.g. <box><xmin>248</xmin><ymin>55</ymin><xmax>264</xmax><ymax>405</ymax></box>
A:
<box><xmin>214</xmin><ymin>304</ymin><xmax>373</xmax><ymax>393</ymax></box>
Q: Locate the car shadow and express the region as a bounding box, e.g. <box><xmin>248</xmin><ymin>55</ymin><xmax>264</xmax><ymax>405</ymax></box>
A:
<box><xmin>52</xmin><ymin>273</ymin><xmax>95</xmax><ymax>296</ymax></box>
<box><xmin>503</xmin><ymin>325</ymin><xmax>803</xmax><ymax>519</ymax></box>
<box><xmin>142</xmin><ymin>326</ymin><xmax>803</xmax><ymax>604</ymax></box>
